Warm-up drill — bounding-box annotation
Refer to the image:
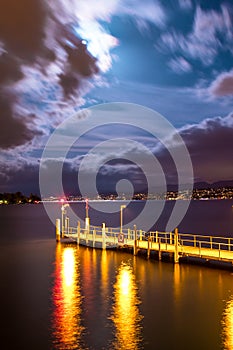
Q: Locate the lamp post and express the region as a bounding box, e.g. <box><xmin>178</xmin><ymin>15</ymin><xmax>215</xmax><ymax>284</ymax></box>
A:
<box><xmin>120</xmin><ymin>205</ymin><xmax>126</xmax><ymax>233</ymax></box>
<box><xmin>85</xmin><ymin>198</ymin><xmax>90</xmax><ymax>232</ymax></box>
<box><xmin>61</xmin><ymin>203</ymin><xmax>69</xmax><ymax>237</ymax></box>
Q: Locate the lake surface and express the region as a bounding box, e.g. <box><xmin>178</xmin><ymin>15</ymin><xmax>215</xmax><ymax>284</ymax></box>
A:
<box><xmin>0</xmin><ymin>200</ymin><xmax>233</xmax><ymax>349</ymax></box>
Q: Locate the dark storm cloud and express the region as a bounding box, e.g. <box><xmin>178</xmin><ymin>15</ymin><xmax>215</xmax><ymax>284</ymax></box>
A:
<box><xmin>0</xmin><ymin>0</ymin><xmax>48</xmax><ymax>62</ymax></box>
<box><xmin>0</xmin><ymin>92</ymin><xmax>41</xmax><ymax>149</ymax></box>
<box><xmin>179</xmin><ymin>114</ymin><xmax>233</xmax><ymax>182</ymax></box>
<box><xmin>63</xmin><ymin>42</ymin><xmax>98</xmax><ymax>77</ymax></box>
<box><xmin>57</xmin><ymin>113</ymin><xmax>233</xmax><ymax>189</ymax></box>
<box><xmin>129</xmin><ymin>113</ymin><xmax>233</xmax><ymax>185</ymax></box>
<box><xmin>58</xmin><ymin>73</ymin><xmax>80</xmax><ymax>99</ymax></box>
<box><xmin>59</xmin><ymin>41</ymin><xmax>99</xmax><ymax>97</ymax></box>
<box><xmin>0</xmin><ymin>53</ymin><xmax>23</xmax><ymax>84</ymax></box>
<box><xmin>0</xmin><ymin>0</ymin><xmax>99</xmax><ymax>149</ymax></box>
<box><xmin>1</xmin><ymin>113</ymin><xmax>232</xmax><ymax>194</ymax></box>
<box><xmin>0</xmin><ymin>157</ymin><xmax>40</xmax><ymax>194</ymax></box>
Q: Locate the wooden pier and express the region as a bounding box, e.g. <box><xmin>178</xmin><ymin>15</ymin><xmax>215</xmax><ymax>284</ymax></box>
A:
<box><xmin>55</xmin><ymin>218</ymin><xmax>233</xmax><ymax>266</ymax></box>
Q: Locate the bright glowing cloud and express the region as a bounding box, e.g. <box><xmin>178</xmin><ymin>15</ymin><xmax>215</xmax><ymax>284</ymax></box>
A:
<box><xmin>209</xmin><ymin>69</ymin><xmax>233</xmax><ymax>97</ymax></box>
<box><xmin>74</xmin><ymin>22</ymin><xmax>119</xmax><ymax>72</ymax></box>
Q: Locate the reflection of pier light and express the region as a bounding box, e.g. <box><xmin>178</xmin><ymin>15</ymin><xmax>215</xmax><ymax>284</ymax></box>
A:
<box><xmin>173</xmin><ymin>263</ymin><xmax>181</xmax><ymax>302</ymax></box>
<box><xmin>111</xmin><ymin>263</ymin><xmax>143</xmax><ymax>350</ymax></box>
<box><xmin>101</xmin><ymin>250</ymin><xmax>108</xmax><ymax>299</ymax></box>
<box><xmin>222</xmin><ymin>297</ymin><xmax>233</xmax><ymax>349</ymax></box>
<box><xmin>52</xmin><ymin>245</ymin><xmax>83</xmax><ymax>349</ymax></box>
<box><xmin>63</xmin><ymin>249</ymin><xmax>75</xmax><ymax>287</ymax></box>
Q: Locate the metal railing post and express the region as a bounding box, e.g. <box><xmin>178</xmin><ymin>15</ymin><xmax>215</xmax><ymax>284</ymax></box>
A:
<box><xmin>174</xmin><ymin>228</ymin><xmax>179</xmax><ymax>263</ymax></box>
<box><xmin>65</xmin><ymin>216</ymin><xmax>69</xmax><ymax>235</ymax></box>
<box><xmin>102</xmin><ymin>223</ymin><xmax>106</xmax><ymax>250</ymax></box>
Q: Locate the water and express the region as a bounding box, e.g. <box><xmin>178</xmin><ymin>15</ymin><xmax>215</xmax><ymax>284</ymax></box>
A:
<box><xmin>0</xmin><ymin>200</ymin><xmax>233</xmax><ymax>349</ymax></box>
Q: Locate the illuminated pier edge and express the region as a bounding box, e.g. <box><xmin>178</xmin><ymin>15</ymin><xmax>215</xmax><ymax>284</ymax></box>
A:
<box><xmin>55</xmin><ymin>211</ymin><xmax>233</xmax><ymax>268</ymax></box>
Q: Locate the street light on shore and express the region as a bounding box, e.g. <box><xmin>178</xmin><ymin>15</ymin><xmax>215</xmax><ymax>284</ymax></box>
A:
<box><xmin>120</xmin><ymin>205</ymin><xmax>126</xmax><ymax>233</ymax></box>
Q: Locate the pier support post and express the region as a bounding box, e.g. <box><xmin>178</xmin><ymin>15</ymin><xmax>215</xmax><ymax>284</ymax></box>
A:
<box><xmin>56</xmin><ymin>219</ymin><xmax>61</xmax><ymax>242</ymax></box>
<box><xmin>174</xmin><ymin>228</ymin><xmax>179</xmax><ymax>263</ymax></box>
<box><xmin>77</xmin><ymin>221</ymin><xmax>80</xmax><ymax>245</ymax></box>
<box><xmin>102</xmin><ymin>223</ymin><xmax>106</xmax><ymax>250</ymax></box>
<box><xmin>147</xmin><ymin>237</ymin><xmax>151</xmax><ymax>259</ymax></box>
<box><xmin>93</xmin><ymin>229</ymin><xmax>96</xmax><ymax>248</ymax></box>
<box><xmin>158</xmin><ymin>238</ymin><xmax>161</xmax><ymax>260</ymax></box>
<box><xmin>133</xmin><ymin>225</ymin><xmax>138</xmax><ymax>256</ymax></box>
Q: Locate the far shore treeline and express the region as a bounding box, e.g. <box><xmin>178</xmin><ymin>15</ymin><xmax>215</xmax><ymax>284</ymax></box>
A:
<box><xmin>0</xmin><ymin>192</ymin><xmax>41</xmax><ymax>204</ymax></box>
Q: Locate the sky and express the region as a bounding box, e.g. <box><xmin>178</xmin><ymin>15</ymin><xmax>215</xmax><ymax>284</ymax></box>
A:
<box><xmin>0</xmin><ymin>0</ymin><xmax>233</xmax><ymax>196</ymax></box>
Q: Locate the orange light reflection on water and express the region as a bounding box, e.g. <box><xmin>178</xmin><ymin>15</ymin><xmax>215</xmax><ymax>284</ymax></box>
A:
<box><xmin>222</xmin><ymin>297</ymin><xmax>233</xmax><ymax>349</ymax></box>
<box><xmin>101</xmin><ymin>250</ymin><xmax>109</xmax><ymax>300</ymax></box>
<box><xmin>111</xmin><ymin>262</ymin><xmax>143</xmax><ymax>350</ymax></box>
<box><xmin>52</xmin><ymin>244</ymin><xmax>84</xmax><ymax>349</ymax></box>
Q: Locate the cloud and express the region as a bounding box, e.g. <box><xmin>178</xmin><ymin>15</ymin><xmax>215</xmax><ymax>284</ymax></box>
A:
<box><xmin>209</xmin><ymin>69</ymin><xmax>233</xmax><ymax>97</ymax></box>
<box><xmin>0</xmin><ymin>0</ymin><xmax>103</xmax><ymax>150</ymax></box>
<box><xmin>168</xmin><ymin>56</ymin><xmax>192</xmax><ymax>74</ymax></box>
<box><xmin>73</xmin><ymin>0</ymin><xmax>166</xmax><ymax>71</ymax></box>
<box><xmin>73</xmin><ymin>21</ymin><xmax>118</xmax><ymax>73</ymax></box>
<box><xmin>0</xmin><ymin>0</ymin><xmax>167</xmax><ymax>152</ymax></box>
<box><xmin>34</xmin><ymin>112</ymin><xmax>233</xmax><ymax>188</ymax></box>
<box><xmin>90</xmin><ymin>79</ymin><xmax>233</xmax><ymax>127</ymax></box>
<box><xmin>1</xmin><ymin>110</ymin><xmax>232</xmax><ymax>194</ymax></box>
<box><xmin>0</xmin><ymin>0</ymin><xmax>51</xmax><ymax>62</ymax></box>
<box><xmin>178</xmin><ymin>0</ymin><xmax>192</xmax><ymax>10</ymax></box>
<box><xmin>178</xmin><ymin>113</ymin><xmax>233</xmax><ymax>182</ymax></box>
<box><xmin>0</xmin><ymin>91</ymin><xmax>42</xmax><ymax>149</ymax></box>
<box><xmin>159</xmin><ymin>4</ymin><xmax>233</xmax><ymax>66</ymax></box>
<box><xmin>118</xmin><ymin>0</ymin><xmax>167</xmax><ymax>30</ymax></box>
<box><xmin>0</xmin><ymin>156</ymin><xmax>40</xmax><ymax>194</ymax></box>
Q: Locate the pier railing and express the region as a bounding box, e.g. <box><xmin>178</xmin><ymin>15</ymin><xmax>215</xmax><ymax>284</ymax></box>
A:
<box><xmin>145</xmin><ymin>232</ymin><xmax>233</xmax><ymax>251</ymax></box>
<box><xmin>55</xmin><ymin>219</ymin><xmax>233</xmax><ymax>265</ymax></box>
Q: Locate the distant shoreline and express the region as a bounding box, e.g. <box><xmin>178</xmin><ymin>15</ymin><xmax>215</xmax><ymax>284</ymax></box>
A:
<box><xmin>1</xmin><ymin>186</ymin><xmax>233</xmax><ymax>204</ymax></box>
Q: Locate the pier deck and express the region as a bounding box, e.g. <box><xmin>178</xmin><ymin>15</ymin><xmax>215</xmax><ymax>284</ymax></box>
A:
<box><xmin>55</xmin><ymin>219</ymin><xmax>233</xmax><ymax>266</ymax></box>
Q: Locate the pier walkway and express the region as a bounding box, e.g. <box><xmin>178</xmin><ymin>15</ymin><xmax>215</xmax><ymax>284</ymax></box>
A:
<box><xmin>55</xmin><ymin>218</ymin><xmax>233</xmax><ymax>265</ymax></box>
